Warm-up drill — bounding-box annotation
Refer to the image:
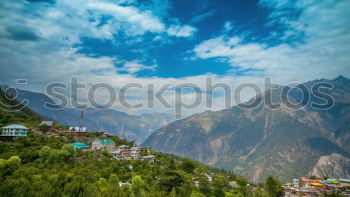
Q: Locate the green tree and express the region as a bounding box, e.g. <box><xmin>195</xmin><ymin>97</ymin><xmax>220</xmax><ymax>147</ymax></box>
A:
<box><xmin>235</xmin><ymin>177</ymin><xmax>248</xmax><ymax>187</ymax></box>
<box><xmin>181</xmin><ymin>159</ymin><xmax>196</xmax><ymax>173</ymax></box>
<box><xmin>39</xmin><ymin>124</ymin><xmax>50</xmax><ymax>133</ymax></box>
<box><xmin>168</xmin><ymin>188</ymin><xmax>177</xmax><ymax>197</ymax></box>
<box><xmin>0</xmin><ymin>156</ymin><xmax>21</xmax><ymax>177</ymax></box>
<box><xmin>198</xmin><ymin>174</ymin><xmax>211</xmax><ymax>195</ymax></box>
<box><xmin>264</xmin><ymin>176</ymin><xmax>283</xmax><ymax>197</ymax></box>
<box><xmin>132</xmin><ymin>175</ymin><xmax>146</xmax><ymax>197</ymax></box>
<box><xmin>213</xmin><ymin>176</ymin><xmax>227</xmax><ymax>197</ymax></box>
<box><xmin>108</xmin><ymin>174</ymin><xmax>120</xmax><ymax>186</ymax></box>
<box><xmin>191</xmin><ymin>190</ymin><xmax>206</xmax><ymax>197</ymax></box>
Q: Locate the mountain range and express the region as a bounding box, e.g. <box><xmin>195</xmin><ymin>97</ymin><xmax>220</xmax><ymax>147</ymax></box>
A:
<box><xmin>143</xmin><ymin>76</ymin><xmax>350</xmax><ymax>182</ymax></box>
<box><xmin>3</xmin><ymin>87</ymin><xmax>173</xmax><ymax>144</ymax></box>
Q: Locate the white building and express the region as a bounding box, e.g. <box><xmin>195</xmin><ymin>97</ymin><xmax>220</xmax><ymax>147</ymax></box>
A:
<box><xmin>68</xmin><ymin>127</ymin><xmax>87</xmax><ymax>132</ymax></box>
<box><xmin>1</xmin><ymin>124</ymin><xmax>28</xmax><ymax>137</ymax></box>
<box><xmin>130</xmin><ymin>147</ymin><xmax>140</xmax><ymax>160</ymax></box>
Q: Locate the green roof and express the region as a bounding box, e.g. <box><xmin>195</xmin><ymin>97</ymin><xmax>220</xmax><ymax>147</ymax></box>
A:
<box><xmin>327</xmin><ymin>179</ymin><xmax>340</xmax><ymax>184</ymax></box>
<box><xmin>71</xmin><ymin>142</ymin><xmax>89</xmax><ymax>149</ymax></box>
<box><xmin>98</xmin><ymin>140</ymin><xmax>114</xmax><ymax>145</ymax></box>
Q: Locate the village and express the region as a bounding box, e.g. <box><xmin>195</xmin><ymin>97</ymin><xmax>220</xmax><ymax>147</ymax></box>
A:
<box><xmin>281</xmin><ymin>177</ymin><xmax>350</xmax><ymax>196</ymax></box>
<box><xmin>0</xmin><ymin>122</ymin><xmax>155</xmax><ymax>162</ymax></box>
<box><xmin>1</xmin><ymin>122</ymin><xmax>350</xmax><ymax>196</ymax></box>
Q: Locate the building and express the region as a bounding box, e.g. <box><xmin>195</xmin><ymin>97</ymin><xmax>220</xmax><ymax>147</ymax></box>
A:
<box><xmin>39</xmin><ymin>121</ymin><xmax>54</xmax><ymax>127</ymax></box>
<box><xmin>50</xmin><ymin>126</ymin><xmax>87</xmax><ymax>137</ymax></box>
<box><xmin>68</xmin><ymin>127</ymin><xmax>87</xmax><ymax>136</ymax></box>
<box><xmin>140</xmin><ymin>155</ymin><xmax>155</xmax><ymax>163</ymax></box>
<box><xmin>339</xmin><ymin>179</ymin><xmax>350</xmax><ymax>188</ymax></box>
<box><xmin>111</xmin><ymin>150</ymin><xmax>120</xmax><ymax>159</ymax></box>
<box><xmin>71</xmin><ymin>142</ymin><xmax>90</xmax><ymax>150</ymax></box>
<box><xmin>130</xmin><ymin>147</ymin><xmax>140</xmax><ymax>160</ymax></box>
<box><xmin>111</xmin><ymin>145</ymin><xmax>141</xmax><ymax>160</ymax></box>
<box><xmin>1</xmin><ymin>124</ymin><xmax>28</xmax><ymax>137</ymax></box>
<box><xmin>229</xmin><ymin>180</ymin><xmax>239</xmax><ymax>188</ymax></box>
<box><xmin>39</xmin><ymin>121</ymin><xmax>56</xmax><ymax>133</ymax></box>
<box><xmin>92</xmin><ymin>139</ymin><xmax>115</xmax><ymax>152</ymax></box>
<box><xmin>119</xmin><ymin>147</ymin><xmax>132</xmax><ymax>160</ymax></box>
<box><xmin>69</xmin><ymin>127</ymin><xmax>87</xmax><ymax>132</ymax></box>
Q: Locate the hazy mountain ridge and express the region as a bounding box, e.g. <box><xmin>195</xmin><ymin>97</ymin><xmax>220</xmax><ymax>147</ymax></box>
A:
<box><xmin>4</xmin><ymin>88</ymin><xmax>174</xmax><ymax>144</ymax></box>
<box><xmin>143</xmin><ymin>76</ymin><xmax>350</xmax><ymax>182</ymax></box>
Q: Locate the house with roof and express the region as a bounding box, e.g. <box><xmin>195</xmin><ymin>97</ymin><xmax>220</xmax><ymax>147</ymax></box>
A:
<box><xmin>1</xmin><ymin>124</ymin><xmax>28</xmax><ymax>137</ymax></box>
<box><xmin>51</xmin><ymin>126</ymin><xmax>88</xmax><ymax>137</ymax></box>
<box><xmin>140</xmin><ymin>155</ymin><xmax>155</xmax><ymax>163</ymax></box>
<box><xmin>38</xmin><ymin>121</ymin><xmax>56</xmax><ymax>134</ymax></box>
<box><xmin>92</xmin><ymin>139</ymin><xmax>115</xmax><ymax>152</ymax></box>
<box><xmin>118</xmin><ymin>145</ymin><xmax>129</xmax><ymax>149</ymax></box>
<box><xmin>130</xmin><ymin>147</ymin><xmax>140</xmax><ymax>160</ymax></box>
<box><xmin>68</xmin><ymin>127</ymin><xmax>87</xmax><ymax>136</ymax></box>
<box><xmin>339</xmin><ymin>179</ymin><xmax>350</xmax><ymax>188</ymax></box>
<box><xmin>111</xmin><ymin>145</ymin><xmax>141</xmax><ymax>160</ymax></box>
<box><xmin>71</xmin><ymin>142</ymin><xmax>90</xmax><ymax>150</ymax></box>
<box><xmin>111</xmin><ymin>150</ymin><xmax>120</xmax><ymax>160</ymax></box>
<box><xmin>117</xmin><ymin>145</ymin><xmax>130</xmax><ymax>160</ymax></box>
<box><xmin>69</xmin><ymin>127</ymin><xmax>87</xmax><ymax>132</ymax></box>
<box><xmin>39</xmin><ymin>121</ymin><xmax>54</xmax><ymax>127</ymax></box>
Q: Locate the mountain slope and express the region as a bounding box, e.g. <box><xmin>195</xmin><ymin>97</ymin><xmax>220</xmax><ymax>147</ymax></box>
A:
<box><xmin>143</xmin><ymin>76</ymin><xmax>350</xmax><ymax>182</ymax></box>
<box><xmin>5</xmin><ymin>88</ymin><xmax>173</xmax><ymax>144</ymax></box>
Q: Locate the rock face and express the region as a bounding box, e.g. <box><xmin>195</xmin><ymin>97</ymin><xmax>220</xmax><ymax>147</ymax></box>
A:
<box><xmin>7</xmin><ymin>88</ymin><xmax>173</xmax><ymax>144</ymax></box>
<box><xmin>143</xmin><ymin>76</ymin><xmax>350</xmax><ymax>182</ymax></box>
<box><xmin>311</xmin><ymin>153</ymin><xmax>350</xmax><ymax>179</ymax></box>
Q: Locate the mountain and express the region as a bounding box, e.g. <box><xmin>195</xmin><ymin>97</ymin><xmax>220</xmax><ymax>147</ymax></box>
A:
<box><xmin>0</xmin><ymin>87</ymin><xmax>279</xmax><ymax>197</ymax></box>
<box><xmin>143</xmin><ymin>76</ymin><xmax>350</xmax><ymax>183</ymax></box>
<box><xmin>3</xmin><ymin>88</ymin><xmax>173</xmax><ymax>144</ymax></box>
<box><xmin>0</xmin><ymin>88</ymin><xmax>47</xmax><ymax>129</ymax></box>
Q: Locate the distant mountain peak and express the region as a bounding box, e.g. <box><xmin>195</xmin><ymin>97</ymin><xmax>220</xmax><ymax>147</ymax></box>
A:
<box><xmin>332</xmin><ymin>75</ymin><xmax>350</xmax><ymax>87</ymax></box>
<box><xmin>333</xmin><ymin>75</ymin><xmax>348</xmax><ymax>81</ymax></box>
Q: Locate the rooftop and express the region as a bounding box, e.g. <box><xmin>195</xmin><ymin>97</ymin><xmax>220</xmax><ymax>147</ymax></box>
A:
<box><xmin>39</xmin><ymin>121</ymin><xmax>54</xmax><ymax>126</ymax></box>
<box><xmin>339</xmin><ymin>178</ymin><xmax>350</xmax><ymax>183</ymax></box>
<box><xmin>69</xmin><ymin>127</ymin><xmax>87</xmax><ymax>132</ymax></box>
<box><xmin>118</xmin><ymin>145</ymin><xmax>129</xmax><ymax>148</ymax></box>
<box><xmin>326</xmin><ymin>179</ymin><xmax>340</xmax><ymax>184</ymax></box>
<box><xmin>71</xmin><ymin>142</ymin><xmax>89</xmax><ymax>149</ymax></box>
<box><xmin>142</xmin><ymin>155</ymin><xmax>155</xmax><ymax>159</ymax></box>
<box><xmin>2</xmin><ymin>124</ymin><xmax>28</xmax><ymax>129</ymax></box>
<box><xmin>98</xmin><ymin>140</ymin><xmax>115</xmax><ymax>145</ymax></box>
<box><xmin>111</xmin><ymin>150</ymin><xmax>120</xmax><ymax>155</ymax></box>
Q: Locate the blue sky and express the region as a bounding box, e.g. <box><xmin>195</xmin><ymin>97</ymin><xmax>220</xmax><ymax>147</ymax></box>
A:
<box><xmin>0</xmin><ymin>0</ymin><xmax>349</xmax><ymax>116</ymax></box>
<box><xmin>73</xmin><ymin>0</ymin><xmax>296</xmax><ymax>78</ymax></box>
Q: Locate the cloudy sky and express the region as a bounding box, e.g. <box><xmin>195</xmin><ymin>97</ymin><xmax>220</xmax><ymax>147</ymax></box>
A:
<box><xmin>0</xmin><ymin>0</ymin><xmax>349</xmax><ymax>117</ymax></box>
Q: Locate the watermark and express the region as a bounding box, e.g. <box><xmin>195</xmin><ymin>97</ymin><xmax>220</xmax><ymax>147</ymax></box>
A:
<box><xmin>0</xmin><ymin>77</ymin><xmax>335</xmax><ymax>119</ymax></box>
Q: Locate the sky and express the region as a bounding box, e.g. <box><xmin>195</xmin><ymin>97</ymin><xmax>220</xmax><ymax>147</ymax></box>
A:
<box><xmin>0</xmin><ymin>0</ymin><xmax>349</xmax><ymax>117</ymax></box>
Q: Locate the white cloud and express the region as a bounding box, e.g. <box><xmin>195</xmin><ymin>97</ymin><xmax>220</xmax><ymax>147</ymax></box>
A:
<box><xmin>88</xmin><ymin>2</ymin><xmax>165</xmax><ymax>35</ymax></box>
<box><xmin>0</xmin><ymin>0</ymin><xmax>349</xmax><ymax>118</ymax></box>
<box><xmin>118</xmin><ymin>60</ymin><xmax>157</xmax><ymax>74</ymax></box>
<box><xmin>167</xmin><ymin>25</ymin><xmax>197</xmax><ymax>37</ymax></box>
<box><xmin>193</xmin><ymin>0</ymin><xmax>350</xmax><ymax>84</ymax></box>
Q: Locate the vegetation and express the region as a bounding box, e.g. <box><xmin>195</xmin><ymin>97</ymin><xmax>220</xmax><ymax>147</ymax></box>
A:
<box><xmin>0</xmin><ymin>133</ymin><xmax>282</xmax><ymax>197</ymax></box>
<box><xmin>0</xmin><ymin>88</ymin><xmax>284</xmax><ymax>196</ymax></box>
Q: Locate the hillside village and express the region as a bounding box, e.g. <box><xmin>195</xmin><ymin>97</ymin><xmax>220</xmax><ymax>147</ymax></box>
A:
<box><xmin>0</xmin><ymin>122</ymin><xmax>155</xmax><ymax>162</ymax></box>
<box><xmin>1</xmin><ymin>122</ymin><xmax>350</xmax><ymax>196</ymax></box>
<box><xmin>282</xmin><ymin>177</ymin><xmax>350</xmax><ymax>196</ymax></box>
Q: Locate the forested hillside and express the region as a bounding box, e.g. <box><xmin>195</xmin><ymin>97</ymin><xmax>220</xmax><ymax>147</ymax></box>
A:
<box><xmin>0</xmin><ymin>133</ymin><xmax>285</xmax><ymax>197</ymax></box>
